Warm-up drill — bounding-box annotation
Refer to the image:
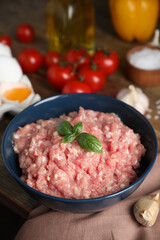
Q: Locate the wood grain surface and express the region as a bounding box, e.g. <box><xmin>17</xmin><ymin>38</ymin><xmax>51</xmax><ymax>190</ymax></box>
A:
<box><xmin>0</xmin><ymin>0</ymin><xmax>159</xmax><ymax>218</ymax></box>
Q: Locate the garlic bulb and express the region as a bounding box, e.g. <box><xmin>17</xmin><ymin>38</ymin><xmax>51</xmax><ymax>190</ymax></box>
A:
<box><xmin>116</xmin><ymin>85</ymin><xmax>149</xmax><ymax>114</ymax></box>
<box><xmin>134</xmin><ymin>193</ymin><xmax>159</xmax><ymax>227</ymax></box>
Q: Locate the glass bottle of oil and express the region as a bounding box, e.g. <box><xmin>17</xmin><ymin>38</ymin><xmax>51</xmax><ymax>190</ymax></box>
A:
<box><xmin>45</xmin><ymin>0</ymin><xmax>95</xmax><ymax>55</ymax></box>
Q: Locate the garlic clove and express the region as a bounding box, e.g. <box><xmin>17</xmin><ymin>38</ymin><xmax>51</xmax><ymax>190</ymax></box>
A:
<box><xmin>149</xmin><ymin>29</ymin><xmax>160</xmax><ymax>47</ymax></box>
<box><xmin>134</xmin><ymin>193</ymin><xmax>159</xmax><ymax>227</ymax></box>
<box><xmin>116</xmin><ymin>85</ymin><xmax>149</xmax><ymax>115</ymax></box>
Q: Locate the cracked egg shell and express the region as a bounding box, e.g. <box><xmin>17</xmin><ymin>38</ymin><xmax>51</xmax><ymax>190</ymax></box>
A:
<box><xmin>0</xmin><ymin>75</ymin><xmax>41</xmax><ymax>118</ymax></box>
<box><xmin>0</xmin><ymin>82</ymin><xmax>33</xmax><ymax>104</ymax></box>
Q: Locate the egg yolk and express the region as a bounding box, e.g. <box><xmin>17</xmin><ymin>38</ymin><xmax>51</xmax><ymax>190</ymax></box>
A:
<box><xmin>3</xmin><ymin>87</ymin><xmax>32</xmax><ymax>103</ymax></box>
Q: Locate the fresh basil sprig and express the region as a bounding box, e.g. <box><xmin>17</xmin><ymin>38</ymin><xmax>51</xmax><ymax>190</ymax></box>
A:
<box><xmin>56</xmin><ymin>120</ymin><xmax>103</xmax><ymax>153</ymax></box>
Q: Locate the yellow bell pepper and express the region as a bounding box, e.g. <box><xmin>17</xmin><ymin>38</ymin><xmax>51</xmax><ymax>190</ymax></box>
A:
<box><xmin>109</xmin><ymin>0</ymin><xmax>159</xmax><ymax>42</ymax></box>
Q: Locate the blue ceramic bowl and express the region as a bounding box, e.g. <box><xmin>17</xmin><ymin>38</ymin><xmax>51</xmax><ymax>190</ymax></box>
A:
<box><xmin>2</xmin><ymin>93</ymin><xmax>158</xmax><ymax>212</ymax></box>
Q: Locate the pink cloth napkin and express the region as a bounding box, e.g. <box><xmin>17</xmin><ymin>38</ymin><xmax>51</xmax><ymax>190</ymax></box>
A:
<box><xmin>15</xmin><ymin>154</ymin><xmax>160</xmax><ymax>240</ymax></box>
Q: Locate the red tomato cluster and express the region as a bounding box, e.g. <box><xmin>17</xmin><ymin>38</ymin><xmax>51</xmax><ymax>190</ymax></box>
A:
<box><xmin>46</xmin><ymin>48</ymin><xmax>119</xmax><ymax>93</ymax></box>
<box><xmin>0</xmin><ymin>24</ymin><xmax>119</xmax><ymax>93</ymax></box>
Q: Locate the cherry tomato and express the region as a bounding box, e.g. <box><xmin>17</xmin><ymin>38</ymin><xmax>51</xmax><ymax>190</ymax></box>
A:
<box><xmin>18</xmin><ymin>49</ymin><xmax>43</xmax><ymax>73</ymax></box>
<box><xmin>47</xmin><ymin>63</ymin><xmax>76</xmax><ymax>90</ymax></box>
<box><xmin>64</xmin><ymin>48</ymin><xmax>91</xmax><ymax>70</ymax></box>
<box><xmin>92</xmin><ymin>49</ymin><xmax>119</xmax><ymax>75</ymax></box>
<box><xmin>62</xmin><ymin>80</ymin><xmax>92</xmax><ymax>94</ymax></box>
<box><xmin>43</xmin><ymin>51</ymin><xmax>61</xmax><ymax>68</ymax></box>
<box><xmin>16</xmin><ymin>24</ymin><xmax>35</xmax><ymax>43</ymax></box>
<box><xmin>0</xmin><ymin>35</ymin><xmax>12</xmax><ymax>47</ymax></box>
<box><xmin>78</xmin><ymin>64</ymin><xmax>106</xmax><ymax>93</ymax></box>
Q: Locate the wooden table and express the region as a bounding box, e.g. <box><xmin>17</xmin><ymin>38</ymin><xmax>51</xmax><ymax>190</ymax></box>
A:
<box><xmin>0</xmin><ymin>0</ymin><xmax>160</xmax><ymax>219</ymax></box>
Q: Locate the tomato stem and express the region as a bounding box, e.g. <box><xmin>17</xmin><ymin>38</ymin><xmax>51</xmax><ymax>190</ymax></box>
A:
<box><xmin>104</xmin><ymin>49</ymin><xmax>110</xmax><ymax>56</ymax></box>
<box><xmin>91</xmin><ymin>61</ymin><xmax>98</xmax><ymax>70</ymax></box>
<box><xmin>59</xmin><ymin>61</ymin><xmax>68</xmax><ymax>67</ymax></box>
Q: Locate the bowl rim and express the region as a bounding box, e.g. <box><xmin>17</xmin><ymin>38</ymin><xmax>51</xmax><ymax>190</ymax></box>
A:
<box><xmin>2</xmin><ymin>93</ymin><xmax>158</xmax><ymax>203</ymax></box>
<box><xmin>126</xmin><ymin>44</ymin><xmax>160</xmax><ymax>72</ymax></box>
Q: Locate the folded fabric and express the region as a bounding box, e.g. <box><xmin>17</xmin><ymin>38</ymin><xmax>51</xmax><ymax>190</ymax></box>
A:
<box><xmin>15</xmin><ymin>154</ymin><xmax>160</xmax><ymax>240</ymax></box>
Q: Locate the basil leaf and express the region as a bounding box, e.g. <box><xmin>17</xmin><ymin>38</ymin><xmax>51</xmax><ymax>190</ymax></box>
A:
<box><xmin>57</xmin><ymin>120</ymin><xmax>103</xmax><ymax>153</ymax></box>
<box><xmin>77</xmin><ymin>133</ymin><xmax>103</xmax><ymax>153</ymax></box>
<box><xmin>73</xmin><ymin>122</ymin><xmax>83</xmax><ymax>136</ymax></box>
<box><xmin>56</xmin><ymin>120</ymin><xmax>73</xmax><ymax>136</ymax></box>
<box><xmin>62</xmin><ymin>133</ymin><xmax>77</xmax><ymax>143</ymax></box>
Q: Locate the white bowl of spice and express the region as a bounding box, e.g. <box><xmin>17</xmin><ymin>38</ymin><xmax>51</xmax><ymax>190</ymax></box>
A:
<box><xmin>126</xmin><ymin>45</ymin><xmax>160</xmax><ymax>86</ymax></box>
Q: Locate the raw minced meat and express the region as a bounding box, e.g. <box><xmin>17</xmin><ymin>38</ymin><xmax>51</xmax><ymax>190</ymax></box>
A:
<box><xmin>13</xmin><ymin>107</ymin><xmax>146</xmax><ymax>199</ymax></box>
